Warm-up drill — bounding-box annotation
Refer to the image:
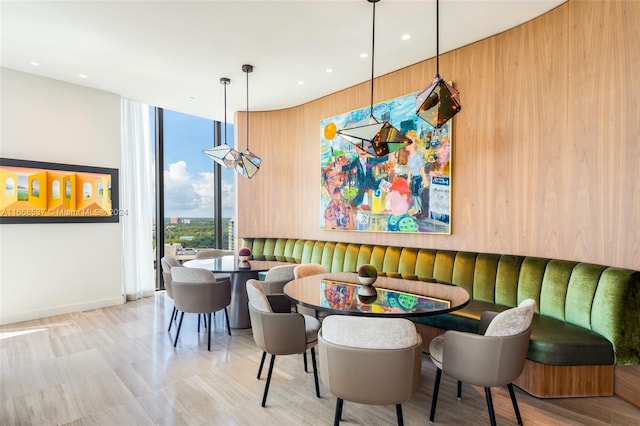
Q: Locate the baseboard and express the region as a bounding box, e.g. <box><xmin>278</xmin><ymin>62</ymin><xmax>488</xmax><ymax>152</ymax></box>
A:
<box><xmin>0</xmin><ymin>295</ymin><xmax>125</xmax><ymax>325</ymax></box>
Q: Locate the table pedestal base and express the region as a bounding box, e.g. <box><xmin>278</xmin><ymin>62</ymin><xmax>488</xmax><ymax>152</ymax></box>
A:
<box><xmin>228</xmin><ymin>271</ymin><xmax>258</xmax><ymax>328</ymax></box>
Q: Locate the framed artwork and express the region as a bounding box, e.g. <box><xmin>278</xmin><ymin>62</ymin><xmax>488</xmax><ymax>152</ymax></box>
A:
<box><xmin>320</xmin><ymin>91</ymin><xmax>452</xmax><ymax>234</ymax></box>
<box><xmin>0</xmin><ymin>158</ymin><xmax>120</xmax><ymax>224</ymax></box>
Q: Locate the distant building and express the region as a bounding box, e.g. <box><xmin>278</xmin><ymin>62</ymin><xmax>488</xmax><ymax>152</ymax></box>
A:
<box><xmin>181</xmin><ymin>218</ymin><xmax>191</xmax><ymax>224</ymax></box>
<box><xmin>170</xmin><ymin>217</ymin><xmax>178</xmax><ymax>224</ymax></box>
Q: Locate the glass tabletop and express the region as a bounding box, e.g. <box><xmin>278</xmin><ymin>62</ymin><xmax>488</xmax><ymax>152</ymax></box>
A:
<box><xmin>284</xmin><ymin>272</ymin><xmax>469</xmax><ymax>317</ymax></box>
<box><xmin>183</xmin><ymin>255</ymin><xmax>288</xmax><ymax>273</ymax></box>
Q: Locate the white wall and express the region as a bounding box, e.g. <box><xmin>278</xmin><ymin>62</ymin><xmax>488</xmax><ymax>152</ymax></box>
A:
<box><xmin>0</xmin><ymin>68</ymin><xmax>124</xmax><ymax>324</ymax></box>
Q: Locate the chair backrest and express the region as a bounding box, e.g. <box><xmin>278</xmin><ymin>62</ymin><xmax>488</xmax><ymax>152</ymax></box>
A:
<box><xmin>294</xmin><ymin>263</ymin><xmax>327</xmax><ymax>279</ymax></box>
<box><xmin>170</xmin><ymin>267</ymin><xmax>231</xmax><ymax>314</ymax></box>
<box><xmin>246</xmin><ymin>279</ymin><xmax>307</xmax><ymax>355</ymax></box>
<box><xmin>160</xmin><ymin>256</ymin><xmax>180</xmax><ymax>299</ymax></box>
<box><xmin>318</xmin><ymin>315</ymin><xmax>422</xmax><ymax>405</ymax></box>
<box><xmin>484</xmin><ymin>298</ymin><xmax>535</xmax><ymax>336</ymax></box>
<box><xmin>265</xmin><ymin>264</ymin><xmax>297</xmax><ymax>281</ymax></box>
<box><xmin>246</xmin><ymin>279</ymin><xmax>272</xmax><ymax>313</ymax></box>
<box><xmin>195</xmin><ymin>249</ymin><xmax>233</xmax><ymax>259</ymax></box>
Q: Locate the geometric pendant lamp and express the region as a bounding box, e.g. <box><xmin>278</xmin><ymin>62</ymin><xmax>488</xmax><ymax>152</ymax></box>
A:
<box><xmin>416</xmin><ymin>0</ymin><xmax>461</xmax><ymax>128</ymax></box>
<box><xmin>235</xmin><ymin>64</ymin><xmax>261</xmax><ymax>179</ymax></box>
<box><xmin>338</xmin><ymin>0</ymin><xmax>412</xmax><ymax>157</ymax></box>
<box><xmin>204</xmin><ymin>77</ymin><xmax>240</xmax><ymax>168</ymax></box>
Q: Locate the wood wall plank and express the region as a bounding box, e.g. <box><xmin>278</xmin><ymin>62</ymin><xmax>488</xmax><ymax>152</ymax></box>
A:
<box><xmin>237</xmin><ymin>0</ymin><xmax>640</xmax><ymax>271</ymax></box>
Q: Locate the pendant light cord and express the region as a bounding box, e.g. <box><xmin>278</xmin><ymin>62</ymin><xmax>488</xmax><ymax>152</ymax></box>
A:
<box><xmin>436</xmin><ymin>0</ymin><xmax>440</xmax><ymax>78</ymax></box>
<box><xmin>223</xmin><ymin>81</ymin><xmax>228</xmax><ymax>145</ymax></box>
<box><xmin>369</xmin><ymin>0</ymin><xmax>376</xmax><ymax>117</ymax></box>
<box><xmin>245</xmin><ymin>68</ymin><xmax>250</xmax><ymax>151</ymax></box>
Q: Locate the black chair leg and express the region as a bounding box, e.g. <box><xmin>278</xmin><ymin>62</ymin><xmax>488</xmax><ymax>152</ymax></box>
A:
<box><xmin>197</xmin><ymin>314</ymin><xmax>201</xmax><ymax>333</ymax></box>
<box><xmin>457</xmin><ymin>380</ymin><xmax>462</xmax><ymax>399</ymax></box>
<box><xmin>429</xmin><ymin>367</ymin><xmax>442</xmax><ymax>421</ymax></box>
<box><xmin>508</xmin><ymin>383</ymin><xmax>523</xmax><ymax>425</ymax></box>
<box><xmin>168</xmin><ymin>306</ymin><xmax>177</xmax><ymax>332</ymax></box>
<box><xmin>203</xmin><ymin>313</ymin><xmax>207</xmax><ymax>329</ymax></box>
<box><xmin>173</xmin><ymin>312</ymin><xmax>185</xmax><ymax>347</ymax></box>
<box><xmin>303</xmin><ymin>350</ymin><xmax>308</xmax><ymax>372</ymax></box>
<box><xmin>207</xmin><ymin>312</ymin><xmax>212</xmax><ymax>351</ymax></box>
<box><xmin>396</xmin><ymin>404</ymin><xmax>404</xmax><ymax>426</ymax></box>
<box><xmin>224</xmin><ymin>307</ymin><xmax>231</xmax><ymax>336</ymax></box>
<box><xmin>485</xmin><ymin>387</ymin><xmax>497</xmax><ymax>426</ymax></box>
<box><xmin>310</xmin><ymin>347</ymin><xmax>320</xmax><ymax>398</ymax></box>
<box><xmin>257</xmin><ymin>351</ymin><xmax>267</xmax><ymax>379</ymax></box>
<box><xmin>333</xmin><ymin>398</ymin><xmax>344</xmax><ymax>426</ymax></box>
<box><xmin>261</xmin><ymin>354</ymin><xmax>276</xmax><ymax>407</ymax></box>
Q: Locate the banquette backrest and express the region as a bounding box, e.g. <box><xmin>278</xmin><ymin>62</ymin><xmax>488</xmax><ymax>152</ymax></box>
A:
<box><xmin>242</xmin><ymin>237</ymin><xmax>640</xmax><ymax>365</ymax></box>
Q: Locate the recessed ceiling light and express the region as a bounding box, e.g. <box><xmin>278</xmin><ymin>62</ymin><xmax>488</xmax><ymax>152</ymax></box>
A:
<box><xmin>297</xmin><ymin>81</ymin><xmax>304</xmax><ymax>85</ymax></box>
<box><xmin>78</xmin><ymin>74</ymin><xmax>87</xmax><ymax>79</ymax></box>
<box><xmin>29</xmin><ymin>61</ymin><xmax>40</xmax><ymax>67</ymax></box>
<box><xmin>401</xmin><ymin>34</ymin><xmax>411</xmax><ymax>40</ymax></box>
<box><xmin>188</xmin><ymin>96</ymin><xmax>195</xmax><ymax>100</ymax></box>
<box><xmin>326</xmin><ymin>68</ymin><xmax>333</xmax><ymax>73</ymax></box>
<box><xmin>360</xmin><ymin>53</ymin><xmax>368</xmax><ymax>59</ymax></box>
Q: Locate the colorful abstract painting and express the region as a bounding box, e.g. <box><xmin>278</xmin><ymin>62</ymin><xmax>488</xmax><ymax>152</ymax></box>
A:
<box><xmin>320</xmin><ymin>92</ymin><xmax>452</xmax><ymax>234</ymax></box>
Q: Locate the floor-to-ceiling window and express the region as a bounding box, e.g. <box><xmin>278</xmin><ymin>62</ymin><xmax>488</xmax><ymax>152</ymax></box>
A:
<box><xmin>150</xmin><ymin>107</ymin><xmax>236</xmax><ymax>289</ymax></box>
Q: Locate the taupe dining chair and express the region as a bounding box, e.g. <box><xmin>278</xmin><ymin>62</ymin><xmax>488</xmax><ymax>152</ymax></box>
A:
<box><xmin>293</xmin><ymin>263</ymin><xmax>327</xmax><ymax>317</ymax></box>
<box><xmin>160</xmin><ymin>255</ymin><xmax>181</xmax><ymax>331</ymax></box>
<box><xmin>318</xmin><ymin>315</ymin><xmax>422</xmax><ymax>426</ymax></box>
<box><xmin>246</xmin><ymin>279</ymin><xmax>321</xmax><ymax>407</ymax></box>
<box><xmin>428</xmin><ymin>299</ymin><xmax>536</xmax><ymax>426</ymax></box>
<box><xmin>194</xmin><ymin>249</ymin><xmax>233</xmax><ymax>281</ymax></box>
<box><xmin>170</xmin><ymin>266</ymin><xmax>232</xmax><ymax>351</ymax></box>
<box><xmin>261</xmin><ymin>264</ymin><xmax>297</xmax><ymax>294</ymax></box>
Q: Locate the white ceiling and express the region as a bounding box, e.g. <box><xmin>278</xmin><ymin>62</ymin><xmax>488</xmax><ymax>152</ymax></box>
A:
<box><xmin>1</xmin><ymin>0</ymin><xmax>565</xmax><ymax>123</ymax></box>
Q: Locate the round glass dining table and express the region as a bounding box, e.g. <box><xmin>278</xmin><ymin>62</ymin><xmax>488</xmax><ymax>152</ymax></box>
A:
<box><xmin>284</xmin><ymin>272</ymin><xmax>469</xmax><ymax>317</ymax></box>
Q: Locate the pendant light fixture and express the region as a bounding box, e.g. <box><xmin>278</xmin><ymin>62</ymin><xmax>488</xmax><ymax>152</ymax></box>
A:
<box><xmin>235</xmin><ymin>64</ymin><xmax>261</xmax><ymax>179</ymax></box>
<box><xmin>337</xmin><ymin>0</ymin><xmax>412</xmax><ymax>158</ymax></box>
<box><xmin>204</xmin><ymin>77</ymin><xmax>240</xmax><ymax>168</ymax></box>
<box><xmin>415</xmin><ymin>0</ymin><xmax>461</xmax><ymax>129</ymax></box>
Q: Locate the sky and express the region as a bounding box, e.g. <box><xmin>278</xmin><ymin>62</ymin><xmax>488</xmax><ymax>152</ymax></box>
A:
<box><xmin>150</xmin><ymin>108</ymin><xmax>236</xmax><ymax>218</ymax></box>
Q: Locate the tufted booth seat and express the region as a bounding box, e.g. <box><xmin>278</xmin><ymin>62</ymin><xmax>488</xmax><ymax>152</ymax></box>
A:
<box><xmin>241</xmin><ymin>237</ymin><xmax>640</xmax><ymax>399</ymax></box>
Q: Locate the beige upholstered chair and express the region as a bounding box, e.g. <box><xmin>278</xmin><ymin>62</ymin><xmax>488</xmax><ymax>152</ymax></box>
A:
<box><xmin>293</xmin><ymin>263</ymin><xmax>327</xmax><ymax>317</ymax></box>
<box><xmin>194</xmin><ymin>248</ymin><xmax>233</xmax><ymax>259</ymax></box>
<box><xmin>160</xmin><ymin>256</ymin><xmax>181</xmax><ymax>331</ymax></box>
<box><xmin>428</xmin><ymin>299</ymin><xmax>536</xmax><ymax>426</ymax></box>
<box><xmin>170</xmin><ymin>267</ymin><xmax>232</xmax><ymax>351</ymax></box>
<box><xmin>194</xmin><ymin>249</ymin><xmax>232</xmax><ymax>281</ymax></box>
<box><xmin>318</xmin><ymin>315</ymin><xmax>422</xmax><ymax>426</ymax></box>
<box><xmin>246</xmin><ymin>279</ymin><xmax>321</xmax><ymax>407</ymax></box>
<box><xmin>261</xmin><ymin>264</ymin><xmax>297</xmax><ymax>294</ymax></box>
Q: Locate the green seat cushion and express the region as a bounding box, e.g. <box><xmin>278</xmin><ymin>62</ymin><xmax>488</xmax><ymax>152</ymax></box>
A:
<box><xmin>528</xmin><ymin>315</ymin><xmax>614</xmax><ymax>366</ymax></box>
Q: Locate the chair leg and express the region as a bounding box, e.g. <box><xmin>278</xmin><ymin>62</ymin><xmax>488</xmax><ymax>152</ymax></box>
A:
<box><xmin>508</xmin><ymin>383</ymin><xmax>523</xmax><ymax>425</ymax></box>
<box><xmin>429</xmin><ymin>367</ymin><xmax>442</xmax><ymax>422</ymax></box>
<box><xmin>197</xmin><ymin>314</ymin><xmax>201</xmax><ymax>333</ymax></box>
<box><xmin>261</xmin><ymin>354</ymin><xmax>276</xmax><ymax>407</ymax></box>
<box><xmin>168</xmin><ymin>306</ymin><xmax>177</xmax><ymax>332</ymax></box>
<box><xmin>173</xmin><ymin>312</ymin><xmax>185</xmax><ymax>347</ymax></box>
<box><xmin>207</xmin><ymin>313</ymin><xmax>212</xmax><ymax>351</ymax></box>
<box><xmin>257</xmin><ymin>351</ymin><xmax>267</xmax><ymax>379</ymax></box>
<box><xmin>310</xmin><ymin>347</ymin><xmax>320</xmax><ymax>398</ymax></box>
<box><xmin>396</xmin><ymin>404</ymin><xmax>404</xmax><ymax>426</ymax></box>
<box><xmin>457</xmin><ymin>380</ymin><xmax>462</xmax><ymax>399</ymax></box>
<box><xmin>333</xmin><ymin>398</ymin><xmax>344</xmax><ymax>426</ymax></box>
<box><xmin>303</xmin><ymin>350</ymin><xmax>308</xmax><ymax>372</ymax></box>
<box><xmin>224</xmin><ymin>307</ymin><xmax>231</xmax><ymax>336</ymax></box>
<box><xmin>203</xmin><ymin>313</ymin><xmax>208</xmax><ymax>329</ymax></box>
<box><xmin>484</xmin><ymin>387</ymin><xmax>497</xmax><ymax>426</ymax></box>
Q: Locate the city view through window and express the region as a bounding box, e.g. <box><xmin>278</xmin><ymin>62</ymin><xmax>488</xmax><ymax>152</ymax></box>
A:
<box><xmin>150</xmin><ymin>108</ymin><xmax>237</xmax><ymax>263</ymax></box>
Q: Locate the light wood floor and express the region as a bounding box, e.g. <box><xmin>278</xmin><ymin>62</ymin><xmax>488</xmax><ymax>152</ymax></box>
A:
<box><xmin>1</xmin><ymin>293</ymin><xmax>639</xmax><ymax>426</ymax></box>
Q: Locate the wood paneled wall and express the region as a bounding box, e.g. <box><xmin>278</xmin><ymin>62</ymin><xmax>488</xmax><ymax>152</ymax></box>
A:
<box><xmin>236</xmin><ymin>0</ymin><xmax>640</xmax><ymax>271</ymax></box>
